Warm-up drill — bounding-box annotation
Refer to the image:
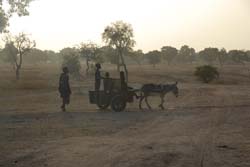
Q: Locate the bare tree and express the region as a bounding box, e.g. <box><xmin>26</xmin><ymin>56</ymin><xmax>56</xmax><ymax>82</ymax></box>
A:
<box><xmin>79</xmin><ymin>42</ymin><xmax>99</xmax><ymax>75</ymax></box>
<box><xmin>3</xmin><ymin>33</ymin><xmax>36</xmax><ymax>80</ymax></box>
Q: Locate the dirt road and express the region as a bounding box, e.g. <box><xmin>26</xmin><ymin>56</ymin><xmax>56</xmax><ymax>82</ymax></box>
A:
<box><xmin>1</xmin><ymin>85</ymin><xmax>250</xmax><ymax>167</ymax></box>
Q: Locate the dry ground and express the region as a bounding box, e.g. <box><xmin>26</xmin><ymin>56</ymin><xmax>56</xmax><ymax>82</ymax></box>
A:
<box><xmin>0</xmin><ymin>63</ymin><xmax>250</xmax><ymax>167</ymax></box>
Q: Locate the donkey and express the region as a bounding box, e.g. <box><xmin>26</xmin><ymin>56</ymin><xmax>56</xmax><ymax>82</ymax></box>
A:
<box><xmin>139</xmin><ymin>82</ymin><xmax>179</xmax><ymax>110</ymax></box>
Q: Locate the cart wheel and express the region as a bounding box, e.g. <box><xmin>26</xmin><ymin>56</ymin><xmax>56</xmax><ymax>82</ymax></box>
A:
<box><xmin>96</xmin><ymin>95</ymin><xmax>110</xmax><ymax>110</ymax></box>
<box><xmin>97</xmin><ymin>102</ymin><xmax>110</xmax><ymax>110</ymax></box>
<box><xmin>111</xmin><ymin>95</ymin><xmax>126</xmax><ymax>112</ymax></box>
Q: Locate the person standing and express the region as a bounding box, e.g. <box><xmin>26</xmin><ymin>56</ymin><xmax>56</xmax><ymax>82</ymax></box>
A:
<box><xmin>95</xmin><ymin>63</ymin><xmax>102</xmax><ymax>91</ymax></box>
<box><xmin>59</xmin><ymin>67</ymin><xmax>71</xmax><ymax>112</ymax></box>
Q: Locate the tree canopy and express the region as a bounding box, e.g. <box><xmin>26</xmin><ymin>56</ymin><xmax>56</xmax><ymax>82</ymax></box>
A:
<box><xmin>0</xmin><ymin>0</ymin><xmax>34</xmax><ymax>33</ymax></box>
<box><xmin>228</xmin><ymin>50</ymin><xmax>249</xmax><ymax>64</ymax></box>
<box><xmin>178</xmin><ymin>45</ymin><xmax>196</xmax><ymax>63</ymax></box>
<box><xmin>198</xmin><ymin>48</ymin><xmax>219</xmax><ymax>64</ymax></box>
<box><xmin>161</xmin><ymin>46</ymin><xmax>178</xmax><ymax>65</ymax></box>
<box><xmin>102</xmin><ymin>20</ymin><xmax>135</xmax><ymax>81</ymax></box>
<box><xmin>102</xmin><ymin>21</ymin><xmax>135</xmax><ymax>50</ymax></box>
<box><xmin>145</xmin><ymin>50</ymin><xmax>161</xmax><ymax>68</ymax></box>
<box><xmin>60</xmin><ymin>47</ymin><xmax>81</xmax><ymax>77</ymax></box>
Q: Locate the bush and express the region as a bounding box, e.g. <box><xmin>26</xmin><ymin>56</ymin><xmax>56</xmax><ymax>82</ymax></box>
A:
<box><xmin>62</xmin><ymin>53</ymin><xmax>81</xmax><ymax>77</ymax></box>
<box><xmin>194</xmin><ymin>65</ymin><xmax>219</xmax><ymax>83</ymax></box>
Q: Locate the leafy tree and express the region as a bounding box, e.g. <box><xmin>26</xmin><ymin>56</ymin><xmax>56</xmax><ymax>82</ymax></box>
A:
<box><xmin>98</xmin><ymin>46</ymin><xmax>117</xmax><ymax>64</ymax></box>
<box><xmin>178</xmin><ymin>45</ymin><xmax>196</xmax><ymax>63</ymax></box>
<box><xmin>199</xmin><ymin>48</ymin><xmax>219</xmax><ymax>64</ymax></box>
<box><xmin>161</xmin><ymin>46</ymin><xmax>178</xmax><ymax>65</ymax></box>
<box><xmin>194</xmin><ymin>65</ymin><xmax>219</xmax><ymax>83</ymax></box>
<box><xmin>145</xmin><ymin>50</ymin><xmax>161</xmax><ymax>68</ymax></box>
<box><xmin>61</xmin><ymin>47</ymin><xmax>81</xmax><ymax>77</ymax></box>
<box><xmin>127</xmin><ymin>49</ymin><xmax>144</xmax><ymax>65</ymax></box>
<box><xmin>228</xmin><ymin>50</ymin><xmax>248</xmax><ymax>64</ymax></box>
<box><xmin>0</xmin><ymin>0</ymin><xmax>34</xmax><ymax>33</ymax></box>
<box><xmin>44</xmin><ymin>50</ymin><xmax>59</xmax><ymax>63</ymax></box>
<box><xmin>102</xmin><ymin>20</ymin><xmax>135</xmax><ymax>81</ymax></box>
<box><xmin>246</xmin><ymin>51</ymin><xmax>250</xmax><ymax>58</ymax></box>
<box><xmin>1</xmin><ymin>42</ymin><xmax>18</xmax><ymax>70</ymax></box>
<box><xmin>25</xmin><ymin>48</ymin><xmax>48</xmax><ymax>63</ymax></box>
<box><xmin>3</xmin><ymin>32</ymin><xmax>35</xmax><ymax>79</ymax></box>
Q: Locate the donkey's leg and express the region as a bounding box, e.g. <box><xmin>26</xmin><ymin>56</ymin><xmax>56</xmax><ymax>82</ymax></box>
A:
<box><xmin>139</xmin><ymin>95</ymin><xmax>145</xmax><ymax>110</ymax></box>
<box><xmin>159</xmin><ymin>95</ymin><xmax>165</xmax><ymax>110</ymax></box>
<box><xmin>145</xmin><ymin>96</ymin><xmax>152</xmax><ymax>110</ymax></box>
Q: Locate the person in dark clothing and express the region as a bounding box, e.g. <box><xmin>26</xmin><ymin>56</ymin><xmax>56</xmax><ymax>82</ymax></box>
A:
<box><xmin>59</xmin><ymin>67</ymin><xmax>71</xmax><ymax>111</ymax></box>
<box><xmin>95</xmin><ymin>63</ymin><xmax>102</xmax><ymax>91</ymax></box>
<box><xmin>104</xmin><ymin>72</ymin><xmax>113</xmax><ymax>93</ymax></box>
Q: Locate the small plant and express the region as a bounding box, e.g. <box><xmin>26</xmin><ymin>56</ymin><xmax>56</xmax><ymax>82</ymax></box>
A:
<box><xmin>194</xmin><ymin>65</ymin><xmax>219</xmax><ymax>83</ymax></box>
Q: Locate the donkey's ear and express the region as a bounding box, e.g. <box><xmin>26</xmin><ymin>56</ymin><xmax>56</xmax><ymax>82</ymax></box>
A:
<box><xmin>175</xmin><ymin>81</ymin><xmax>178</xmax><ymax>85</ymax></box>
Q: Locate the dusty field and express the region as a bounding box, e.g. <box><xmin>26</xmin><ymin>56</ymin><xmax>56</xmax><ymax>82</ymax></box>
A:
<box><xmin>0</xmin><ymin>63</ymin><xmax>250</xmax><ymax>167</ymax></box>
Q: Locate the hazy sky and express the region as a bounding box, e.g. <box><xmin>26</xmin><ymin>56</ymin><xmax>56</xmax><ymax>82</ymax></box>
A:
<box><xmin>7</xmin><ymin>0</ymin><xmax>250</xmax><ymax>52</ymax></box>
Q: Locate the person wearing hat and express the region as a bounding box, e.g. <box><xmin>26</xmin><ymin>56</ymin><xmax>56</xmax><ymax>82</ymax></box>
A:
<box><xmin>58</xmin><ymin>67</ymin><xmax>71</xmax><ymax>111</ymax></box>
<box><xmin>95</xmin><ymin>63</ymin><xmax>102</xmax><ymax>91</ymax></box>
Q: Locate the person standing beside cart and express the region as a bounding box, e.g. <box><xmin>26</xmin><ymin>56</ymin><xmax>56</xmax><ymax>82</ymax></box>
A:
<box><xmin>95</xmin><ymin>63</ymin><xmax>102</xmax><ymax>91</ymax></box>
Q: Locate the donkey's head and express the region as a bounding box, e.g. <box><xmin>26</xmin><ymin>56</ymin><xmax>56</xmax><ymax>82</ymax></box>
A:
<box><xmin>162</xmin><ymin>82</ymin><xmax>179</xmax><ymax>97</ymax></box>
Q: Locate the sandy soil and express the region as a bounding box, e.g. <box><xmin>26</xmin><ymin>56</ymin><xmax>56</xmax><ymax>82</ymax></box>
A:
<box><xmin>0</xmin><ymin>64</ymin><xmax>250</xmax><ymax>167</ymax></box>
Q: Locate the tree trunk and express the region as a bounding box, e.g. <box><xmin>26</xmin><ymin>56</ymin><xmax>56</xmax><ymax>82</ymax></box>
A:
<box><xmin>117</xmin><ymin>54</ymin><xmax>120</xmax><ymax>72</ymax></box>
<box><xmin>15</xmin><ymin>53</ymin><xmax>23</xmax><ymax>80</ymax></box>
<box><xmin>119</xmin><ymin>51</ymin><xmax>128</xmax><ymax>82</ymax></box>
<box><xmin>218</xmin><ymin>55</ymin><xmax>223</xmax><ymax>67</ymax></box>
<box><xmin>117</xmin><ymin>63</ymin><xmax>120</xmax><ymax>72</ymax></box>
<box><xmin>123</xmin><ymin>63</ymin><xmax>128</xmax><ymax>82</ymax></box>
<box><xmin>16</xmin><ymin>66</ymin><xmax>20</xmax><ymax>80</ymax></box>
<box><xmin>86</xmin><ymin>58</ymin><xmax>90</xmax><ymax>75</ymax></box>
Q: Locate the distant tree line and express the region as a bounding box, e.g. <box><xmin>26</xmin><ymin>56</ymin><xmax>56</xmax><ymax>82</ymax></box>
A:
<box><xmin>57</xmin><ymin>44</ymin><xmax>250</xmax><ymax>76</ymax></box>
<box><xmin>143</xmin><ymin>45</ymin><xmax>250</xmax><ymax>67</ymax></box>
<box><xmin>2</xmin><ymin>44</ymin><xmax>249</xmax><ymax>66</ymax></box>
<box><xmin>0</xmin><ymin>0</ymin><xmax>249</xmax><ymax>81</ymax></box>
<box><xmin>0</xmin><ymin>44</ymin><xmax>59</xmax><ymax>64</ymax></box>
<box><xmin>1</xmin><ymin>37</ymin><xmax>250</xmax><ymax>79</ymax></box>
<box><xmin>1</xmin><ymin>20</ymin><xmax>250</xmax><ymax>80</ymax></box>
<box><xmin>68</xmin><ymin>45</ymin><xmax>250</xmax><ymax>67</ymax></box>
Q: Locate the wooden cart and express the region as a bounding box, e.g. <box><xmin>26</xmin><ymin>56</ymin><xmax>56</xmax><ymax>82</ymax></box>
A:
<box><xmin>89</xmin><ymin>78</ymin><xmax>139</xmax><ymax>112</ymax></box>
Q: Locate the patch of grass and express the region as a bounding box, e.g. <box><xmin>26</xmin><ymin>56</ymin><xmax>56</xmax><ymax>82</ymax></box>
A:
<box><xmin>15</xmin><ymin>79</ymin><xmax>50</xmax><ymax>90</ymax></box>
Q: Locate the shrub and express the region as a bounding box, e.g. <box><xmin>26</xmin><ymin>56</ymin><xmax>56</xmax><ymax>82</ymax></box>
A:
<box><xmin>62</xmin><ymin>53</ymin><xmax>81</xmax><ymax>77</ymax></box>
<box><xmin>194</xmin><ymin>65</ymin><xmax>219</xmax><ymax>83</ymax></box>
